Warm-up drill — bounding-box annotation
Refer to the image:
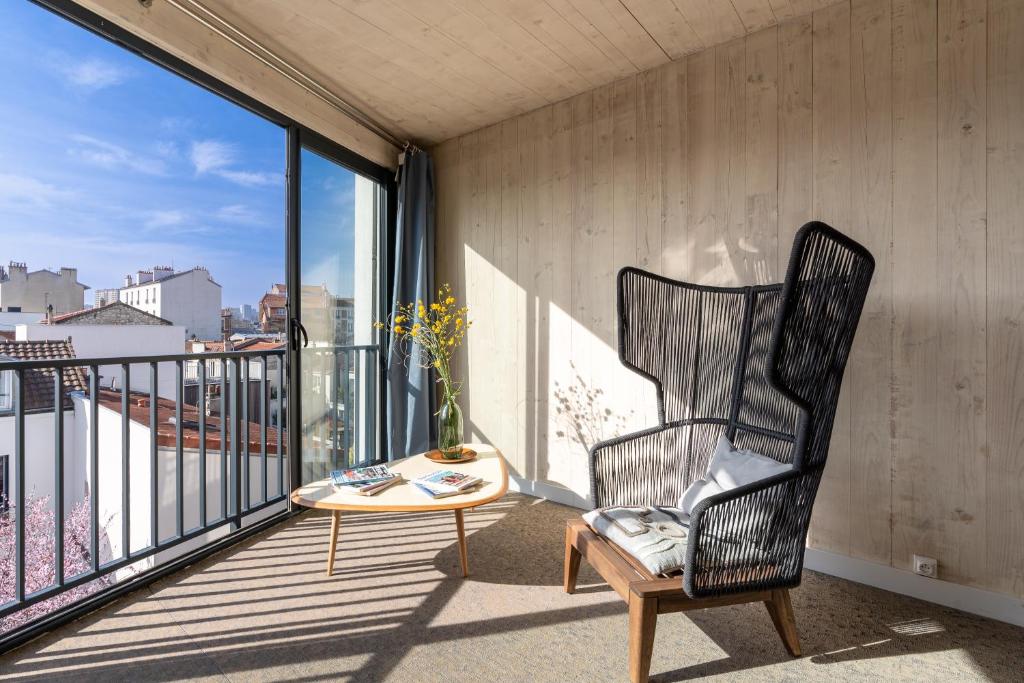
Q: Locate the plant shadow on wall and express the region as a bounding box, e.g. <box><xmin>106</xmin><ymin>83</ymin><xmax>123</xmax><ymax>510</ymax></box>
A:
<box><xmin>552</xmin><ymin>362</ymin><xmax>636</xmax><ymax>460</ymax></box>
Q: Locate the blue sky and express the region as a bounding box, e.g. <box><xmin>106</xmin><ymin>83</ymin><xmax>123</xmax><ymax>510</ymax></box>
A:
<box><xmin>0</xmin><ymin>1</ymin><xmax>360</xmax><ymax>307</ymax></box>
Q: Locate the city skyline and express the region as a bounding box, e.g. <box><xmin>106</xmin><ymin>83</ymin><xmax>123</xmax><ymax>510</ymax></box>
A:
<box><xmin>0</xmin><ymin>2</ymin><xmax>358</xmax><ymax>309</ymax></box>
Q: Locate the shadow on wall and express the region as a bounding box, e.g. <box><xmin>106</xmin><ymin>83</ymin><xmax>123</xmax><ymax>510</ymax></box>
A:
<box><xmin>552</xmin><ymin>361</ymin><xmax>636</xmax><ymax>457</ymax></box>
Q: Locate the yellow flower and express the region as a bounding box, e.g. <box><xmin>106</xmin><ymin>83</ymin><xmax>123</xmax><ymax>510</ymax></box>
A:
<box><xmin>445</xmin><ymin>296</ymin><xmax>455</xmax><ymax>305</ymax></box>
<box><xmin>393</xmin><ymin>325</ymin><xmax>405</xmax><ymax>334</ymax></box>
<box><xmin>395</xmin><ymin>315</ymin><xmax>406</xmax><ymax>324</ymax></box>
<box><xmin>430</xmin><ymin>302</ymin><xmax>442</xmax><ymax>312</ymax></box>
<box><xmin>455</xmin><ymin>318</ymin><xmax>463</xmax><ymax>328</ymax></box>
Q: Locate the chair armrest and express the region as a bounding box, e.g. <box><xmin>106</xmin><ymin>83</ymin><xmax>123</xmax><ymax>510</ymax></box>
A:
<box><xmin>683</xmin><ymin>469</ymin><xmax>811</xmax><ymax>598</ymax></box>
<box><xmin>589</xmin><ymin>423</ymin><xmax>697</xmax><ymax>508</ymax></box>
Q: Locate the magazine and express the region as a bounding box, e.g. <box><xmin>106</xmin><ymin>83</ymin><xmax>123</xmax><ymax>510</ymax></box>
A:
<box><xmin>336</xmin><ymin>475</ymin><xmax>403</xmax><ymax>496</ymax></box>
<box><xmin>412</xmin><ymin>470</ymin><xmax>482</xmax><ymax>498</ymax></box>
<box><xmin>330</xmin><ymin>465</ymin><xmax>394</xmax><ymax>488</ymax></box>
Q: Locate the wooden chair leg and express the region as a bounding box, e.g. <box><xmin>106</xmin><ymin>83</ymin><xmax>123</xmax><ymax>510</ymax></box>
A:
<box><xmin>564</xmin><ymin>523</ymin><xmax>582</xmax><ymax>594</ymax></box>
<box><xmin>628</xmin><ymin>591</ymin><xmax>658</xmax><ymax>683</ymax></box>
<box><xmin>764</xmin><ymin>589</ymin><xmax>801</xmax><ymax>656</ymax></box>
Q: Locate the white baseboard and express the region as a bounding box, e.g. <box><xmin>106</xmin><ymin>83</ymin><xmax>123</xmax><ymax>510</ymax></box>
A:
<box><xmin>508</xmin><ymin>474</ymin><xmax>591</xmax><ymax>509</ymax></box>
<box><xmin>804</xmin><ymin>547</ymin><xmax>1024</xmax><ymax>628</ymax></box>
<box><xmin>506</xmin><ymin>479</ymin><xmax>1024</xmax><ymax>628</ymax></box>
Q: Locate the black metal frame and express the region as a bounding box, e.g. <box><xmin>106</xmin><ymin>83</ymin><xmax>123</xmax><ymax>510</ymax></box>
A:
<box><xmin>3</xmin><ymin>0</ymin><xmax>400</xmax><ymax>653</ymax></box>
<box><xmin>589</xmin><ymin>221</ymin><xmax>875</xmax><ymax>599</ymax></box>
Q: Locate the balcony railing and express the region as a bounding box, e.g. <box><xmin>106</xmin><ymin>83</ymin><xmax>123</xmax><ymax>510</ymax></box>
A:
<box><xmin>0</xmin><ymin>348</ymin><xmax>288</xmax><ymax>649</ymax></box>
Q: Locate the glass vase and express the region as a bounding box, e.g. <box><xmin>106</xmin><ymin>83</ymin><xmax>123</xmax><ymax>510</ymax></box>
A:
<box><xmin>437</xmin><ymin>397</ymin><xmax>464</xmax><ymax>458</ymax></box>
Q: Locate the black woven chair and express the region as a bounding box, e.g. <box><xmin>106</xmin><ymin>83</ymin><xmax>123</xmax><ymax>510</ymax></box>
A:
<box><xmin>563</xmin><ymin>222</ymin><xmax>875</xmax><ymax>683</ymax></box>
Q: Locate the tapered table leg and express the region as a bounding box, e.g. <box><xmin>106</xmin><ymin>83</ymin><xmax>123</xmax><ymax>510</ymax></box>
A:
<box><xmin>326</xmin><ymin>510</ymin><xmax>341</xmax><ymax>576</ymax></box>
<box><xmin>455</xmin><ymin>508</ymin><xmax>469</xmax><ymax>577</ymax></box>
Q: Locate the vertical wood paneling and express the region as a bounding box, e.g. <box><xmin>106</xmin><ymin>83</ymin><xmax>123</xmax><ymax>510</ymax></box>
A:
<box><xmin>848</xmin><ymin>0</ymin><xmax>894</xmax><ymax>565</ymax></box>
<box><xmin>936</xmin><ymin>0</ymin><xmax>987</xmax><ymax>587</ymax></box>
<box><xmin>809</xmin><ymin>1</ymin><xmax>852</xmax><ymax>555</ymax></box>
<box><xmin>986</xmin><ymin>0</ymin><xmax>1024</xmax><ymax>597</ymax></box>
<box><xmin>433</xmin><ymin>0</ymin><xmax>1024</xmax><ymax>599</ymax></box>
<box><xmin>714</xmin><ymin>39</ymin><xmax>747</xmax><ymax>285</ymax></box>
<box><xmin>744</xmin><ymin>26</ymin><xmax>779</xmax><ymax>284</ymax></box>
<box><xmin>637</xmin><ymin>68</ymin><xmax>664</xmax><ymax>272</ymax></box>
<box><xmin>891</xmin><ymin>0</ymin><xmax>939</xmax><ymax>573</ymax></box>
<box><xmin>686</xmin><ymin>49</ymin><xmax>718</xmax><ymax>281</ymax></box>
<box><xmin>777</xmin><ymin>15</ymin><xmax>813</xmax><ymax>272</ymax></box>
<box><xmin>660</xmin><ymin>59</ymin><xmax>688</xmax><ymax>280</ymax></box>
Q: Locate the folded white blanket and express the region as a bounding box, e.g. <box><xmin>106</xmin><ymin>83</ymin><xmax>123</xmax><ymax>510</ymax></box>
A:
<box><xmin>582</xmin><ymin>506</ymin><xmax>690</xmax><ymax>576</ymax></box>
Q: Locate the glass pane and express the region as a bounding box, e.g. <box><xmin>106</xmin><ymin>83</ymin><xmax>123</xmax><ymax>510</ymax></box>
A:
<box><xmin>299</xmin><ymin>147</ymin><xmax>380</xmax><ymax>483</ymax></box>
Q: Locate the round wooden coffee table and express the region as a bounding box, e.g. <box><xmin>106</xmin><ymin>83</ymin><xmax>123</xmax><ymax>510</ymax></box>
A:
<box><xmin>290</xmin><ymin>444</ymin><xmax>508</xmax><ymax>577</ymax></box>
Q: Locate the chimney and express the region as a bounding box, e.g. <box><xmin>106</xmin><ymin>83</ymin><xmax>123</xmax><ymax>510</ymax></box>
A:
<box><xmin>153</xmin><ymin>266</ymin><xmax>173</xmax><ymax>281</ymax></box>
<box><xmin>137</xmin><ymin>270</ymin><xmax>153</xmax><ymax>284</ymax></box>
<box><xmin>124</xmin><ymin>274</ymin><xmax>134</xmax><ymax>287</ymax></box>
<box><xmin>59</xmin><ymin>267</ymin><xmax>77</xmax><ymax>282</ymax></box>
<box><xmin>46</xmin><ymin>304</ymin><xmax>53</xmax><ymax>325</ymax></box>
<box><xmin>8</xmin><ymin>261</ymin><xmax>27</xmax><ymax>278</ymax></box>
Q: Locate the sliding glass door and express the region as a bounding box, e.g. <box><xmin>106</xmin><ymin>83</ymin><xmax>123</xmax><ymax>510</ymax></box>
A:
<box><xmin>292</xmin><ymin>134</ymin><xmax>388</xmax><ymax>485</ymax></box>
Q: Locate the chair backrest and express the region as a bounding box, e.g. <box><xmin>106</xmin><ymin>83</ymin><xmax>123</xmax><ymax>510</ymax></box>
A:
<box><xmin>616</xmin><ymin>221</ymin><xmax>874</xmax><ymax>479</ymax></box>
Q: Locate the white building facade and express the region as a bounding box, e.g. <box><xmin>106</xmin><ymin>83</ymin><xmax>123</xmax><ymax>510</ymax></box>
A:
<box><xmin>0</xmin><ymin>262</ymin><xmax>89</xmax><ymax>314</ymax></box>
<box><xmin>119</xmin><ymin>267</ymin><xmax>222</xmax><ymax>339</ymax></box>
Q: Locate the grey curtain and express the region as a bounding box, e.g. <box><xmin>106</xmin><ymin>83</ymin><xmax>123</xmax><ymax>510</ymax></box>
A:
<box><xmin>386</xmin><ymin>148</ymin><xmax>436</xmax><ymax>458</ymax></box>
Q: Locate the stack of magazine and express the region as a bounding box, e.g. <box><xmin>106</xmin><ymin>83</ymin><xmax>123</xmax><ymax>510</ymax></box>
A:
<box><xmin>412</xmin><ymin>470</ymin><xmax>482</xmax><ymax>499</ymax></box>
<box><xmin>330</xmin><ymin>465</ymin><xmax>401</xmax><ymax>496</ymax></box>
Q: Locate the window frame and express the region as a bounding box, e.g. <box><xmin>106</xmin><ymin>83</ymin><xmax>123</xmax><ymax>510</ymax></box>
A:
<box><xmin>31</xmin><ymin>0</ymin><xmax>397</xmax><ymax>494</ymax></box>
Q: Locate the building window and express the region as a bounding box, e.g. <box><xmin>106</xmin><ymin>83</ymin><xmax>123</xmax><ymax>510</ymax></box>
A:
<box><xmin>0</xmin><ymin>370</ymin><xmax>12</xmax><ymax>413</ymax></box>
<box><xmin>7</xmin><ymin>306</ymin><xmax>21</xmax><ymax>313</ymax></box>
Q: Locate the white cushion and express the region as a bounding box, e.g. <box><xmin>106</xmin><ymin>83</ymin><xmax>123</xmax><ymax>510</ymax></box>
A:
<box><xmin>582</xmin><ymin>506</ymin><xmax>690</xmax><ymax>576</ymax></box>
<box><xmin>677</xmin><ymin>434</ymin><xmax>792</xmax><ymax>514</ymax></box>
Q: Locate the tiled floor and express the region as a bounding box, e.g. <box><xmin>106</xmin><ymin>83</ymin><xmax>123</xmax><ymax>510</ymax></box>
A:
<box><xmin>1</xmin><ymin>494</ymin><xmax>1021</xmax><ymax>682</ymax></box>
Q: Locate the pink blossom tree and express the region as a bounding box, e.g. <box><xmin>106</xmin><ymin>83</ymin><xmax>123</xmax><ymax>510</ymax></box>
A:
<box><xmin>1</xmin><ymin>495</ymin><xmax>113</xmax><ymax>634</ymax></box>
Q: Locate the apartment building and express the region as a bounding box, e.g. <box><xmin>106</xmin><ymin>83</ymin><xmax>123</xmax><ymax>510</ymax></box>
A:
<box><xmin>119</xmin><ymin>266</ymin><xmax>222</xmax><ymax>339</ymax></box>
<box><xmin>0</xmin><ymin>262</ymin><xmax>89</xmax><ymax>314</ymax></box>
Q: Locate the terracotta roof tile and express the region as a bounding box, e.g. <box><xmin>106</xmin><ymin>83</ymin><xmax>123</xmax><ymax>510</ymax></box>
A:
<box><xmin>0</xmin><ymin>339</ymin><xmax>88</xmax><ymax>411</ymax></box>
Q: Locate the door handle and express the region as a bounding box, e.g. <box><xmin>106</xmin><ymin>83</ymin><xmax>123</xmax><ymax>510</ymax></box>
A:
<box><xmin>290</xmin><ymin>318</ymin><xmax>308</xmax><ymax>350</ymax></box>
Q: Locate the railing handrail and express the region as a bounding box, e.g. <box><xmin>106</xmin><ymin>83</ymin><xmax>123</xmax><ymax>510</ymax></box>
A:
<box><xmin>0</xmin><ymin>348</ymin><xmax>285</xmax><ymax>371</ymax></box>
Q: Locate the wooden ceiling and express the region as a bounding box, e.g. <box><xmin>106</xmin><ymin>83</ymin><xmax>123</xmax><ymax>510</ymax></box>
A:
<box><xmin>206</xmin><ymin>0</ymin><xmax>840</xmax><ymax>145</ymax></box>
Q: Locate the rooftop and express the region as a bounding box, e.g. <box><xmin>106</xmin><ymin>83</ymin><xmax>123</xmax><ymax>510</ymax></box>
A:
<box><xmin>0</xmin><ymin>339</ymin><xmax>87</xmax><ymax>412</ymax></box>
<box><xmin>45</xmin><ymin>301</ymin><xmax>173</xmax><ymax>326</ymax></box>
<box><xmin>121</xmin><ymin>267</ymin><xmax>221</xmax><ymax>290</ymax></box>
<box><xmin>96</xmin><ymin>388</ymin><xmax>282</xmax><ymax>454</ymax></box>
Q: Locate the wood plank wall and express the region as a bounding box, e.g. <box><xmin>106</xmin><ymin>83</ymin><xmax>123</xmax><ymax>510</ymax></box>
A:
<box><xmin>434</xmin><ymin>0</ymin><xmax>1024</xmax><ymax>598</ymax></box>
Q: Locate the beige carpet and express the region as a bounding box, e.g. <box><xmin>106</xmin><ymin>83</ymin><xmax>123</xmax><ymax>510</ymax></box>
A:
<box><xmin>1</xmin><ymin>494</ymin><xmax>1021</xmax><ymax>682</ymax></box>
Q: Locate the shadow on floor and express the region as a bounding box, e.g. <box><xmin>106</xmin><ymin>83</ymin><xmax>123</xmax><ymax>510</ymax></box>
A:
<box><xmin>1</xmin><ymin>494</ymin><xmax>1021</xmax><ymax>682</ymax></box>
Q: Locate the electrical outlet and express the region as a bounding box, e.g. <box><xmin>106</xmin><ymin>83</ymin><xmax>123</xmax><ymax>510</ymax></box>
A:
<box><xmin>913</xmin><ymin>555</ymin><xmax>937</xmax><ymax>578</ymax></box>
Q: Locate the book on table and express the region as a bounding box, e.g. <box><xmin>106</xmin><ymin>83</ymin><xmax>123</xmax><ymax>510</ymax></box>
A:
<box><xmin>412</xmin><ymin>470</ymin><xmax>482</xmax><ymax>499</ymax></box>
<box><xmin>336</xmin><ymin>475</ymin><xmax>403</xmax><ymax>496</ymax></box>
<box><xmin>330</xmin><ymin>465</ymin><xmax>400</xmax><ymax>495</ymax></box>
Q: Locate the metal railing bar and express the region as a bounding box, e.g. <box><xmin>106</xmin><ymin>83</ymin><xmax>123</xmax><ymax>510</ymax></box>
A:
<box><xmin>331</xmin><ymin>350</ymin><xmax>339</xmax><ymax>469</ymax></box>
<box><xmin>149</xmin><ymin>363</ymin><xmax>158</xmax><ymax>547</ymax></box>
<box><xmin>0</xmin><ymin>348</ymin><xmax>285</xmax><ymax>371</ymax></box>
<box><xmin>54</xmin><ymin>371</ymin><xmax>64</xmax><ymax>587</ymax></box>
<box><xmin>89</xmin><ymin>366</ymin><xmax>99</xmax><ymax>573</ymax></box>
<box><xmin>220</xmin><ymin>358</ymin><xmax>227</xmax><ymax>521</ymax></box>
<box><xmin>121</xmin><ymin>364</ymin><xmax>130</xmax><ymax>560</ymax></box>
<box><xmin>1</xmin><ymin>497</ymin><xmax>291</xmax><ymax>620</ymax></box>
<box><xmin>198</xmin><ymin>359</ymin><xmax>207</xmax><ymax>528</ymax></box>
<box><xmin>276</xmin><ymin>357</ymin><xmax>284</xmax><ymax>498</ymax></box>
<box><xmin>353</xmin><ymin>349</ymin><xmax>362</xmax><ymax>465</ymax></box>
<box><xmin>260</xmin><ymin>356</ymin><xmax>267</xmax><ymax>505</ymax></box>
<box><xmin>231</xmin><ymin>358</ymin><xmax>242</xmax><ymax>529</ymax></box>
<box><xmin>175</xmin><ymin>360</ymin><xmax>184</xmax><ymax>538</ymax></box>
<box><xmin>242</xmin><ymin>357</ymin><xmax>250</xmax><ymax>512</ymax></box>
<box><xmin>342</xmin><ymin>349</ymin><xmax>351</xmax><ymax>467</ymax></box>
<box><xmin>14</xmin><ymin>369</ymin><xmax>25</xmax><ymax>602</ymax></box>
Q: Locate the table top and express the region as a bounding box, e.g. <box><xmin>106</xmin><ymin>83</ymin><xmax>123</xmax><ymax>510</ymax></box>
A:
<box><xmin>290</xmin><ymin>443</ymin><xmax>509</xmax><ymax>512</ymax></box>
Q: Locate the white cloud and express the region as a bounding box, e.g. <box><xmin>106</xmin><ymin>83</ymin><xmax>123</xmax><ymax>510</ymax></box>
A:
<box><xmin>216</xmin><ymin>204</ymin><xmax>263</xmax><ymax>224</ymax></box>
<box><xmin>58</xmin><ymin>58</ymin><xmax>131</xmax><ymax>91</ymax></box>
<box><xmin>0</xmin><ymin>173</ymin><xmax>74</xmax><ymax>208</ymax></box>
<box><xmin>216</xmin><ymin>170</ymin><xmax>280</xmax><ymax>187</ymax></box>
<box><xmin>190</xmin><ymin>139</ymin><xmax>280</xmax><ymax>187</ymax></box>
<box><xmin>144</xmin><ymin>210</ymin><xmax>186</xmax><ymax>230</ymax></box>
<box><xmin>190</xmin><ymin>140</ymin><xmax>235</xmax><ymax>174</ymax></box>
<box><xmin>68</xmin><ymin>134</ymin><xmax>166</xmax><ymax>175</ymax></box>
